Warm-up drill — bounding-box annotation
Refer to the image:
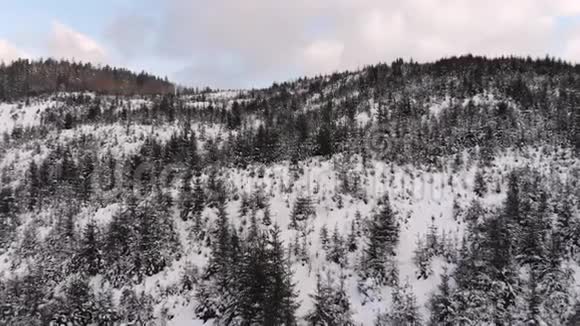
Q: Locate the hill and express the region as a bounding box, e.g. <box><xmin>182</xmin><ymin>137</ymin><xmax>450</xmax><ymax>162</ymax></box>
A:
<box><xmin>0</xmin><ymin>55</ymin><xmax>580</xmax><ymax>325</ymax></box>
<box><xmin>0</xmin><ymin>58</ymin><xmax>174</xmax><ymax>100</ymax></box>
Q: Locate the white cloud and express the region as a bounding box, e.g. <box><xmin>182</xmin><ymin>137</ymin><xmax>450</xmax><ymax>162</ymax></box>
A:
<box><xmin>141</xmin><ymin>0</ymin><xmax>580</xmax><ymax>87</ymax></box>
<box><xmin>0</xmin><ymin>40</ymin><xmax>26</xmax><ymax>63</ymax></box>
<box><xmin>105</xmin><ymin>14</ymin><xmax>154</xmax><ymax>59</ymax></box>
<box><xmin>302</xmin><ymin>40</ymin><xmax>344</xmax><ymax>75</ymax></box>
<box><xmin>0</xmin><ymin>1</ymin><xmax>559</xmax><ymax>87</ymax></box>
<box><xmin>563</xmin><ymin>30</ymin><xmax>580</xmax><ymax>63</ymax></box>
<box><xmin>48</xmin><ymin>21</ymin><xmax>107</xmax><ymax>64</ymax></box>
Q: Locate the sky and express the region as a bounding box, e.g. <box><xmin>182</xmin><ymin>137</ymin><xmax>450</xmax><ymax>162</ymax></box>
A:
<box><xmin>1</xmin><ymin>0</ymin><xmax>580</xmax><ymax>89</ymax></box>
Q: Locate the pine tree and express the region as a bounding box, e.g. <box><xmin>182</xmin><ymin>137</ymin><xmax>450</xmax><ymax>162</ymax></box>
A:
<box><xmin>103</xmin><ymin>202</ymin><xmax>134</xmax><ymax>287</ymax></box>
<box><xmin>413</xmin><ymin>236</ymin><xmax>432</xmax><ymax>280</ymax></box>
<box><xmin>484</xmin><ymin>214</ymin><xmax>518</xmax><ymax>323</ymax></box>
<box><xmin>263</xmin><ymin>224</ymin><xmax>299</xmax><ymax>326</ymax></box>
<box><xmin>473</xmin><ymin>168</ymin><xmax>486</xmax><ymax>197</ymax></box>
<box><xmin>306</xmin><ymin>272</ymin><xmax>354</xmax><ymax>326</ymax></box>
<box><xmin>426</xmin><ymin>216</ymin><xmax>440</xmax><ymax>256</ymax></box>
<box><xmin>60</xmin><ymin>275</ymin><xmax>94</xmax><ymax>325</ymax></box>
<box><xmin>290</xmin><ymin>195</ymin><xmax>315</xmax><ymax>228</ymax></box>
<box><xmin>135</xmin><ymin>197</ymin><xmax>172</xmax><ymax>279</ymax></box>
<box><xmin>237</xmin><ymin>217</ymin><xmax>268</xmax><ymax>324</ymax></box>
<box><xmin>327</xmin><ymin>225</ymin><xmax>345</xmax><ymax>265</ymax></box>
<box><xmin>575</xmin><ymin>105</ymin><xmax>580</xmax><ymax>156</ymax></box>
<box><xmin>376</xmin><ymin>280</ymin><xmax>421</xmax><ymax>326</ymax></box>
<box><xmin>428</xmin><ymin>268</ymin><xmax>454</xmax><ymax>326</ymax></box>
<box><xmin>195</xmin><ymin>199</ymin><xmax>238</xmax><ymax>323</ymax></box>
<box><xmin>239</xmin><ymin>192</ymin><xmax>252</xmax><ymax>218</ymax></box>
<box><xmin>525</xmin><ymin>270</ymin><xmax>543</xmax><ymax>325</ymax></box>
<box><xmin>554</xmin><ymin>191</ymin><xmax>577</xmax><ymax>258</ymax></box>
<box><xmin>262</xmin><ymin>202</ymin><xmax>272</xmax><ymax>226</ymax></box>
<box><xmin>0</xmin><ymin>186</ymin><xmax>17</xmax><ymax>250</ymax></box>
<box><xmin>320</xmin><ymin>224</ymin><xmax>329</xmax><ymax>251</ymax></box>
<box><xmin>99</xmin><ymin>149</ymin><xmax>117</xmax><ymax>191</ymax></box>
<box><xmin>504</xmin><ymin>171</ymin><xmax>521</xmax><ymax>226</ymax></box>
<box><xmin>25</xmin><ymin>161</ymin><xmax>39</xmax><ymax>210</ymax></box>
<box><xmin>535</xmin><ymin>233</ymin><xmax>575</xmax><ymax>325</ymax></box>
<box><xmin>347</xmin><ymin>220</ymin><xmax>358</xmax><ymax>252</ymax></box>
<box><xmin>361</xmin><ymin>194</ymin><xmax>399</xmax><ymax>284</ymax></box>
<box><xmin>192</xmin><ymin>175</ymin><xmax>206</xmax><ymax>218</ymax></box>
<box><xmin>78</xmin><ymin>152</ymin><xmax>95</xmax><ymax>202</ymax></box>
<box><xmin>179</xmin><ymin>170</ymin><xmax>194</xmax><ymax>221</ymax></box>
<box><xmin>118</xmin><ymin>289</ymin><xmax>155</xmax><ymax>324</ymax></box>
<box><xmin>76</xmin><ymin>220</ymin><xmax>101</xmax><ymax>276</ymax></box>
<box><xmin>316</xmin><ymin>125</ymin><xmax>333</xmax><ymax>157</ymax></box>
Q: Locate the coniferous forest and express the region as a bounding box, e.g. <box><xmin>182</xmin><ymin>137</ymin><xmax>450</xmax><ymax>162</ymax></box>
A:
<box><xmin>0</xmin><ymin>55</ymin><xmax>580</xmax><ymax>325</ymax></box>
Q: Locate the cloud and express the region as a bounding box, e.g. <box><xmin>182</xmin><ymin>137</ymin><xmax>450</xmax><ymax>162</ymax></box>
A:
<box><xmin>302</xmin><ymin>40</ymin><xmax>344</xmax><ymax>75</ymax></box>
<box><xmin>124</xmin><ymin>0</ymin><xmax>579</xmax><ymax>88</ymax></box>
<box><xmin>48</xmin><ymin>21</ymin><xmax>107</xmax><ymax>64</ymax></box>
<box><xmin>0</xmin><ymin>40</ymin><xmax>26</xmax><ymax>63</ymax></box>
<box><xmin>0</xmin><ymin>1</ymin><xmax>568</xmax><ymax>88</ymax></box>
<box><xmin>563</xmin><ymin>26</ymin><xmax>580</xmax><ymax>63</ymax></box>
<box><xmin>105</xmin><ymin>14</ymin><xmax>154</xmax><ymax>59</ymax></box>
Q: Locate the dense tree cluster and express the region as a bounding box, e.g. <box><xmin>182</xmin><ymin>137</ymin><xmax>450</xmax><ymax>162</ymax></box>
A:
<box><xmin>0</xmin><ymin>58</ymin><xmax>173</xmax><ymax>100</ymax></box>
<box><xmin>427</xmin><ymin>168</ymin><xmax>578</xmax><ymax>325</ymax></box>
<box><xmin>195</xmin><ymin>202</ymin><xmax>299</xmax><ymax>325</ymax></box>
<box><xmin>1</xmin><ymin>55</ymin><xmax>580</xmax><ymax>324</ymax></box>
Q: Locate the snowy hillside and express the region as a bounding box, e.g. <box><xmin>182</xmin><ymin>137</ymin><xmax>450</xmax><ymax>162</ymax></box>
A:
<box><xmin>1</xmin><ymin>56</ymin><xmax>580</xmax><ymax>325</ymax></box>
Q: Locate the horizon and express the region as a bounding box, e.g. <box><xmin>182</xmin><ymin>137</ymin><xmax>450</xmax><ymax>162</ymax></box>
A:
<box><xmin>1</xmin><ymin>0</ymin><xmax>580</xmax><ymax>89</ymax></box>
<box><xmin>2</xmin><ymin>53</ymin><xmax>577</xmax><ymax>92</ymax></box>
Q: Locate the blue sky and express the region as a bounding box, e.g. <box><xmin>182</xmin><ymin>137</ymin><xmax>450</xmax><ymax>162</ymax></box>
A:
<box><xmin>1</xmin><ymin>1</ymin><xmax>580</xmax><ymax>89</ymax></box>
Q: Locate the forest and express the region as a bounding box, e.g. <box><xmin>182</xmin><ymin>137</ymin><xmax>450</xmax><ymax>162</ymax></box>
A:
<box><xmin>0</xmin><ymin>55</ymin><xmax>579</xmax><ymax>325</ymax></box>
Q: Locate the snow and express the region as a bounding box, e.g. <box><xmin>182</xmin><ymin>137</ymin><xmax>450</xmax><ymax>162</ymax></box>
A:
<box><xmin>0</xmin><ymin>100</ymin><xmax>54</xmax><ymax>134</ymax></box>
<box><xmin>0</xmin><ymin>94</ymin><xmax>578</xmax><ymax>325</ymax></box>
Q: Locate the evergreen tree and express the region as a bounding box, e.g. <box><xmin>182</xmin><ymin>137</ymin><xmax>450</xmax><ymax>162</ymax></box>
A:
<box><xmin>78</xmin><ymin>152</ymin><xmax>95</xmax><ymax>202</ymax></box>
<box><xmin>263</xmin><ymin>224</ymin><xmax>299</xmax><ymax>326</ymax></box>
<box><xmin>290</xmin><ymin>195</ymin><xmax>315</xmax><ymax>229</ymax></box>
<box><xmin>24</xmin><ymin>161</ymin><xmax>39</xmax><ymax>210</ymax></box>
<box><xmin>76</xmin><ymin>220</ymin><xmax>101</xmax><ymax>276</ymax></box>
<box><xmin>361</xmin><ymin>194</ymin><xmax>399</xmax><ymax>284</ymax></box>
<box><xmin>0</xmin><ymin>186</ymin><xmax>17</xmax><ymax>250</ymax></box>
<box><xmin>376</xmin><ymin>280</ymin><xmax>421</xmax><ymax>326</ymax></box>
<box><xmin>473</xmin><ymin>168</ymin><xmax>486</xmax><ymax>197</ymax></box>
<box><xmin>428</xmin><ymin>268</ymin><xmax>454</xmax><ymax>326</ymax></box>
<box><xmin>262</xmin><ymin>202</ymin><xmax>272</xmax><ymax>226</ymax></box>
<box><xmin>327</xmin><ymin>225</ymin><xmax>345</xmax><ymax>265</ymax></box>
<box><xmin>320</xmin><ymin>224</ymin><xmax>329</xmax><ymax>251</ymax></box>
<box><xmin>192</xmin><ymin>175</ymin><xmax>206</xmax><ymax>218</ymax></box>
<box><xmin>306</xmin><ymin>272</ymin><xmax>354</xmax><ymax>326</ymax></box>
<box><xmin>237</xmin><ymin>216</ymin><xmax>268</xmax><ymax>324</ymax></box>
<box><xmin>179</xmin><ymin>170</ymin><xmax>194</xmax><ymax>221</ymax></box>
<box><xmin>195</xmin><ymin>199</ymin><xmax>238</xmax><ymax>323</ymax></box>
<box><xmin>103</xmin><ymin>198</ymin><xmax>137</xmax><ymax>286</ymax></box>
<box><xmin>413</xmin><ymin>236</ymin><xmax>432</xmax><ymax>280</ymax></box>
<box><xmin>347</xmin><ymin>220</ymin><xmax>358</xmax><ymax>252</ymax></box>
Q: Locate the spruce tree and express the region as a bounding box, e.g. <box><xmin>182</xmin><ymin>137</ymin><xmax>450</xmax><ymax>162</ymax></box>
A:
<box><xmin>320</xmin><ymin>224</ymin><xmax>329</xmax><ymax>251</ymax></box>
<box><xmin>361</xmin><ymin>194</ymin><xmax>399</xmax><ymax>284</ymax></box>
<box><xmin>428</xmin><ymin>268</ymin><xmax>454</xmax><ymax>326</ymax></box>
<box><xmin>179</xmin><ymin>170</ymin><xmax>194</xmax><ymax>221</ymax></box>
<box><xmin>376</xmin><ymin>280</ymin><xmax>421</xmax><ymax>326</ymax></box>
<box><xmin>327</xmin><ymin>225</ymin><xmax>345</xmax><ymax>265</ymax></box>
<box><xmin>76</xmin><ymin>220</ymin><xmax>101</xmax><ymax>276</ymax></box>
<box><xmin>473</xmin><ymin>168</ymin><xmax>486</xmax><ymax>197</ymax></box>
<box><xmin>306</xmin><ymin>272</ymin><xmax>354</xmax><ymax>326</ymax></box>
<box><xmin>192</xmin><ymin>176</ymin><xmax>206</xmax><ymax>218</ymax></box>
<box><xmin>263</xmin><ymin>224</ymin><xmax>299</xmax><ymax>325</ymax></box>
<box><xmin>347</xmin><ymin>220</ymin><xmax>358</xmax><ymax>252</ymax></box>
<box><xmin>0</xmin><ymin>186</ymin><xmax>16</xmax><ymax>250</ymax></box>
<box><xmin>195</xmin><ymin>199</ymin><xmax>238</xmax><ymax>323</ymax></box>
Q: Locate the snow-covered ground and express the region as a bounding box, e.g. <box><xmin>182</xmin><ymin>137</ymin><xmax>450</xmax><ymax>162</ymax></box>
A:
<box><xmin>17</xmin><ymin>146</ymin><xmax>563</xmax><ymax>325</ymax></box>
<box><xmin>1</xmin><ymin>98</ymin><xmax>578</xmax><ymax>325</ymax></box>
